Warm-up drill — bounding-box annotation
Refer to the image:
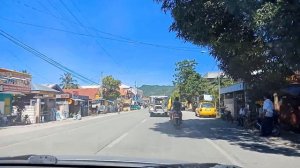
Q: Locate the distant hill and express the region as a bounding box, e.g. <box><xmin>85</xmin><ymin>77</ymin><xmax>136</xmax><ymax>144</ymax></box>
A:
<box><xmin>139</xmin><ymin>85</ymin><xmax>175</xmax><ymax>97</ymax></box>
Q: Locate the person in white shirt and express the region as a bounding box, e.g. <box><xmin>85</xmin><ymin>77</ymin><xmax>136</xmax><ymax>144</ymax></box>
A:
<box><xmin>237</xmin><ymin>105</ymin><xmax>246</xmax><ymax>126</ymax></box>
<box><xmin>261</xmin><ymin>94</ymin><xmax>274</xmax><ymax>136</ymax></box>
<box><xmin>263</xmin><ymin>98</ymin><xmax>274</xmax><ymax>117</ymax></box>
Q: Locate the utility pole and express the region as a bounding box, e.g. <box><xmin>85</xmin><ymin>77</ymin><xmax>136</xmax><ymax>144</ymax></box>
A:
<box><xmin>100</xmin><ymin>72</ymin><xmax>103</xmax><ymax>99</ymax></box>
<box><xmin>134</xmin><ymin>81</ymin><xmax>137</xmax><ymax>102</ymax></box>
<box><xmin>218</xmin><ymin>71</ymin><xmax>222</xmax><ymax>115</ymax></box>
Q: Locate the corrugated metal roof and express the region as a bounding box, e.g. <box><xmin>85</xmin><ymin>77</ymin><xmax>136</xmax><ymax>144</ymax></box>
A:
<box><xmin>203</xmin><ymin>72</ymin><xmax>227</xmax><ymax>79</ymax></box>
<box><xmin>31</xmin><ymin>83</ymin><xmax>59</xmax><ymax>92</ymax></box>
<box><xmin>43</xmin><ymin>84</ymin><xmax>63</xmax><ymax>92</ymax></box>
<box><xmin>80</xmin><ymin>85</ymin><xmax>100</xmax><ymax>88</ymax></box>
<box><xmin>120</xmin><ymin>84</ymin><xmax>131</xmax><ymax>89</ymax></box>
<box><xmin>203</xmin><ymin>72</ymin><xmax>221</xmax><ymax>78</ymax></box>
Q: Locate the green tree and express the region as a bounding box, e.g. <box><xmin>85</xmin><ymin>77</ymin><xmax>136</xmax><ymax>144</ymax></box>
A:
<box><xmin>206</xmin><ymin>76</ymin><xmax>235</xmax><ymax>106</ymax></box>
<box><xmin>157</xmin><ymin>0</ymin><xmax>300</xmax><ymax>91</ymax></box>
<box><xmin>102</xmin><ymin>75</ymin><xmax>121</xmax><ymax>100</ymax></box>
<box><xmin>173</xmin><ymin>60</ymin><xmax>207</xmax><ymax>103</ymax></box>
<box><xmin>59</xmin><ymin>73</ymin><xmax>79</xmax><ymax>89</ymax></box>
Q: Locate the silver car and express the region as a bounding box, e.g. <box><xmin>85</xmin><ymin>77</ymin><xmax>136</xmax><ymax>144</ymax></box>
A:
<box><xmin>149</xmin><ymin>105</ymin><xmax>168</xmax><ymax>117</ymax></box>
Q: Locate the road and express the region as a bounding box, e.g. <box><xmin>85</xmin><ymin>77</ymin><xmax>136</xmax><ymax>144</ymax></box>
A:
<box><xmin>0</xmin><ymin>109</ymin><xmax>300</xmax><ymax>168</ymax></box>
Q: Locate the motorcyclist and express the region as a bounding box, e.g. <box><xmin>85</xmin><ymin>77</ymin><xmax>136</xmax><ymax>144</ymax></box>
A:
<box><xmin>172</xmin><ymin>97</ymin><xmax>182</xmax><ymax>121</ymax></box>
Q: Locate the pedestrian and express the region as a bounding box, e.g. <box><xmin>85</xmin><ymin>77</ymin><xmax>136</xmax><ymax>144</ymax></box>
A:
<box><xmin>261</xmin><ymin>94</ymin><xmax>274</xmax><ymax>136</ymax></box>
<box><xmin>238</xmin><ymin>105</ymin><xmax>245</xmax><ymax>126</ymax></box>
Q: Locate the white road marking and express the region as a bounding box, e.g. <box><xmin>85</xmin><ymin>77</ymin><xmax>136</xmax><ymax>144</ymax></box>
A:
<box><xmin>141</xmin><ymin>118</ymin><xmax>147</xmax><ymax>123</ymax></box>
<box><xmin>0</xmin><ymin>113</ymin><xmax>138</xmax><ymax>149</ymax></box>
<box><xmin>106</xmin><ymin>132</ymin><xmax>129</xmax><ymax>148</ymax></box>
<box><xmin>100</xmin><ymin>117</ymin><xmax>147</xmax><ymax>150</ymax></box>
<box><xmin>204</xmin><ymin>138</ymin><xmax>243</xmax><ymax>167</ymax></box>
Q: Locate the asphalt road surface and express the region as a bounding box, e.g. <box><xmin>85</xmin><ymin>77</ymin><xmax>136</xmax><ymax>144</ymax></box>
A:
<box><xmin>0</xmin><ymin>109</ymin><xmax>300</xmax><ymax>168</ymax></box>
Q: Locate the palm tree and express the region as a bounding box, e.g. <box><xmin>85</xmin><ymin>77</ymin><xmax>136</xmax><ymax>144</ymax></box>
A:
<box><xmin>59</xmin><ymin>73</ymin><xmax>79</xmax><ymax>89</ymax></box>
<box><xmin>21</xmin><ymin>70</ymin><xmax>30</xmax><ymax>74</ymax></box>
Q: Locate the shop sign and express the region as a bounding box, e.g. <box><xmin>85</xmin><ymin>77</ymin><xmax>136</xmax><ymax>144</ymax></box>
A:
<box><xmin>72</xmin><ymin>95</ymin><xmax>89</xmax><ymax>100</ymax></box>
<box><xmin>220</xmin><ymin>82</ymin><xmax>245</xmax><ymax>94</ymax></box>
<box><xmin>56</xmin><ymin>94</ymin><xmax>70</xmax><ymax>99</ymax></box>
<box><xmin>0</xmin><ymin>68</ymin><xmax>31</xmax><ymax>93</ymax></box>
<box><xmin>33</xmin><ymin>94</ymin><xmax>55</xmax><ymax>99</ymax></box>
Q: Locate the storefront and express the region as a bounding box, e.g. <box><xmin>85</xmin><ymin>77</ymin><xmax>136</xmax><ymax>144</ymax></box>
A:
<box><xmin>220</xmin><ymin>82</ymin><xmax>248</xmax><ymax>118</ymax></box>
<box><xmin>0</xmin><ymin>68</ymin><xmax>31</xmax><ymax>117</ymax></box>
<box><xmin>20</xmin><ymin>84</ymin><xmax>59</xmax><ymax>123</ymax></box>
<box><xmin>56</xmin><ymin>93</ymin><xmax>89</xmax><ymax>117</ymax></box>
<box><xmin>0</xmin><ymin>93</ymin><xmax>12</xmax><ymax>115</ymax></box>
<box><xmin>274</xmin><ymin>73</ymin><xmax>300</xmax><ymax>130</ymax></box>
<box><xmin>55</xmin><ymin>93</ymin><xmax>71</xmax><ymax>119</ymax></box>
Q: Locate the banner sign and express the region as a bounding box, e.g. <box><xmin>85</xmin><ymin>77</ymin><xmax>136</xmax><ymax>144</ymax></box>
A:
<box><xmin>0</xmin><ymin>68</ymin><xmax>31</xmax><ymax>93</ymax></box>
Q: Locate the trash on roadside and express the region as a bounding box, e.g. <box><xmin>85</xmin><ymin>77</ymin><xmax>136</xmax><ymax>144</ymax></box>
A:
<box><xmin>73</xmin><ymin>114</ymin><xmax>82</xmax><ymax>120</ymax></box>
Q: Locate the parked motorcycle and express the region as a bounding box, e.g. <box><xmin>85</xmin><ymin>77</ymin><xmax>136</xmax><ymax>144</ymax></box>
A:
<box><xmin>256</xmin><ymin>117</ymin><xmax>280</xmax><ymax>137</ymax></box>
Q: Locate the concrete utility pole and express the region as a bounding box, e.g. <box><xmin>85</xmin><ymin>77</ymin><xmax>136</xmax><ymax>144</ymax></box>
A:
<box><xmin>100</xmin><ymin>72</ymin><xmax>103</xmax><ymax>99</ymax></box>
<box><xmin>134</xmin><ymin>81</ymin><xmax>137</xmax><ymax>102</ymax></box>
<box><xmin>218</xmin><ymin>72</ymin><xmax>221</xmax><ymax>114</ymax></box>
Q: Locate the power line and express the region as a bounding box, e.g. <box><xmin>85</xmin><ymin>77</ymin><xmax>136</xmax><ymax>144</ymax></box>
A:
<box><xmin>1</xmin><ymin>1</ymin><xmax>200</xmax><ymax>51</ymax></box>
<box><xmin>0</xmin><ymin>16</ymin><xmax>200</xmax><ymax>52</ymax></box>
<box><xmin>0</xmin><ymin>29</ymin><xmax>98</xmax><ymax>85</ymax></box>
<box><xmin>67</xmin><ymin>0</ymin><xmax>196</xmax><ymax>51</ymax></box>
<box><xmin>8</xmin><ymin>49</ymin><xmax>52</xmax><ymax>83</ymax></box>
<box><xmin>58</xmin><ymin>0</ymin><xmax>132</xmax><ymax>75</ymax></box>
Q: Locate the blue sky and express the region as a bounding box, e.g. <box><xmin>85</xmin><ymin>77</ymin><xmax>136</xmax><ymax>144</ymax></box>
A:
<box><xmin>0</xmin><ymin>0</ymin><xmax>218</xmax><ymax>86</ymax></box>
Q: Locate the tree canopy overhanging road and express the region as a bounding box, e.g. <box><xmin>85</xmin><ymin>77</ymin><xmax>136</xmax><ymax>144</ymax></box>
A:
<box><xmin>157</xmin><ymin>0</ymin><xmax>300</xmax><ymax>92</ymax></box>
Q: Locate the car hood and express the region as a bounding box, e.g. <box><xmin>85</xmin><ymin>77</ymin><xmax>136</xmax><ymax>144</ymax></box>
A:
<box><xmin>0</xmin><ymin>155</ymin><xmax>241</xmax><ymax>168</ymax></box>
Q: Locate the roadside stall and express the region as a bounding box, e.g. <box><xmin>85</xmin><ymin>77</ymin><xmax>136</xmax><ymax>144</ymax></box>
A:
<box><xmin>275</xmin><ymin>84</ymin><xmax>300</xmax><ymax>131</ymax></box>
<box><xmin>91</xmin><ymin>98</ymin><xmax>106</xmax><ymax>114</ymax></box>
<box><xmin>30</xmin><ymin>84</ymin><xmax>59</xmax><ymax>123</ymax></box>
<box><xmin>70</xmin><ymin>94</ymin><xmax>89</xmax><ymax>117</ymax></box>
<box><xmin>121</xmin><ymin>98</ymin><xmax>132</xmax><ymax>111</ymax></box>
<box><xmin>220</xmin><ymin>82</ymin><xmax>249</xmax><ymax>118</ymax></box>
<box><xmin>55</xmin><ymin>93</ymin><xmax>71</xmax><ymax>119</ymax></box>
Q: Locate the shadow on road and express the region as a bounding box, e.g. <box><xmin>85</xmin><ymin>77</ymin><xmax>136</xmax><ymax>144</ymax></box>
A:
<box><xmin>150</xmin><ymin>118</ymin><xmax>300</xmax><ymax>157</ymax></box>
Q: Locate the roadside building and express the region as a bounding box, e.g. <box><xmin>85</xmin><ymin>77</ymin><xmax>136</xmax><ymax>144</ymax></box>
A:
<box><xmin>63</xmin><ymin>87</ymin><xmax>99</xmax><ymax>115</ymax></box>
<box><xmin>203</xmin><ymin>71</ymin><xmax>227</xmax><ymax>81</ymax></box>
<box><xmin>274</xmin><ymin>72</ymin><xmax>300</xmax><ymax>130</ymax></box>
<box><xmin>26</xmin><ymin>83</ymin><xmax>59</xmax><ymax>123</ymax></box>
<box><xmin>0</xmin><ymin>68</ymin><xmax>31</xmax><ymax>121</ymax></box>
<box><xmin>119</xmin><ymin>84</ymin><xmax>132</xmax><ymax>99</ymax></box>
<box><xmin>220</xmin><ymin>82</ymin><xmax>249</xmax><ymax>118</ymax></box>
<box><xmin>55</xmin><ymin>93</ymin><xmax>71</xmax><ymax>119</ymax></box>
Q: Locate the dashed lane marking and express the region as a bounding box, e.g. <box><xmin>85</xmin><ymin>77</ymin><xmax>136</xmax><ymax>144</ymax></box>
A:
<box><xmin>96</xmin><ymin>117</ymin><xmax>147</xmax><ymax>154</ymax></box>
<box><xmin>204</xmin><ymin>138</ymin><xmax>243</xmax><ymax>167</ymax></box>
<box><xmin>107</xmin><ymin>133</ymin><xmax>129</xmax><ymax>148</ymax></box>
<box><xmin>141</xmin><ymin>118</ymin><xmax>147</xmax><ymax>123</ymax></box>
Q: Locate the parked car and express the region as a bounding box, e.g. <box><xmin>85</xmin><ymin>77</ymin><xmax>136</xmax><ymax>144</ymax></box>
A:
<box><xmin>130</xmin><ymin>105</ymin><xmax>141</xmax><ymax>111</ymax></box>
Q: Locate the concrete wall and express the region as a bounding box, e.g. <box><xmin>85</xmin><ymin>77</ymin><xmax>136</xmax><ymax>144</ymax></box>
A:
<box><xmin>22</xmin><ymin>105</ymin><xmax>36</xmax><ymax>124</ymax></box>
<box><xmin>224</xmin><ymin>98</ymin><xmax>235</xmax><ymax>117</ymax></box>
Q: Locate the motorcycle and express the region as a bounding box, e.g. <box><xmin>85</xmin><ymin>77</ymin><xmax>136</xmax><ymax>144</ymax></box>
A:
<box><xmin>256</xmin><ymin>117</ymin><xmax>280</xmax><ymax>137</ymax></box>
<box><xmin>172</xmin><ymin>111</ymin><xmax>182</xmax><ymax>128</ymax></box>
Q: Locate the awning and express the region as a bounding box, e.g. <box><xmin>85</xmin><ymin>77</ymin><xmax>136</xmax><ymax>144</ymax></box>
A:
<box><xmin>72</xmin><ymin>98</ymin><xmax>86</xmax><ymax>102</ymax></box>
<box><xmin>280</xmin><ymin>85</ymin><xmax>300</xmax><ymax>97</ymax></box>
<box><xmin>0</xmin><ymin>91</ymin><xmax>25</xmax><ymax>96</ymax></box>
